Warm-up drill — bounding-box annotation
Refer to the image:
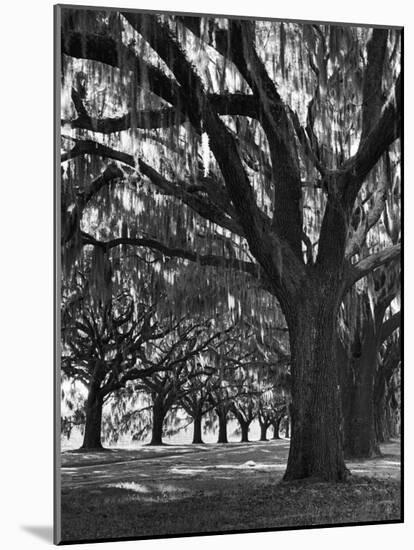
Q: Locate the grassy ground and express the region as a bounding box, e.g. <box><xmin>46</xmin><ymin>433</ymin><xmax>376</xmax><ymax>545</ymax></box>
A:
<box><xmin>60</xmin><ymin>439</ymin><xmax>401</xmax><ymax>542</ymax></box>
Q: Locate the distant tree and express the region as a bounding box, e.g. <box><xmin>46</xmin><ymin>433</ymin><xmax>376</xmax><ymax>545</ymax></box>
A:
<box><xmin>338</xmin><ymin>265</ymin><xmax>400</xmax><ymax>458</ymax></box>
<box><xmin>61</xmin><ymin>281</ymin><xmax>179</xmax><ymax>450</ymax></box>
<box><xmin>270</xmin><ymin>407</ymin><xmax>287</xmax><ymax>440</ymax></box>
<box><xmin>207</xmin><ymin>377</ymin><xmax>235</xmax><ymax>445</ymax></box>
<box><xmin>61</xmin><ymin>384</ymin><xmax>86</xmax><ymax>440</ymax></box>
<box><xmin>258</xmin><ymin>404</ymin><xmax>271</xmax><ymax>441</ymax></box>
<box><xmin>230</xmin><ymin>355</ymin><xmax>289</xmax><ymax>443</ymax></box>
<box><xmin>337</xmin><ymin>163</ymin><xmax>401</xmax><ymax>458</ymax></box>
<box><xmin>180</xmin><ymin>368</ymin><xmax>217</xmax><ymax>444</ymax></box>
<box><xmin>231</xmin><ymin>394</ymin><xmax>257</xmax><ymax>443</ymax></box>
<box><xmin>126</xmin><ymin>318</ymin><xmax>234</xmax><ymax>445</ymax></box>
<box><xmin>374</xmin><ymin>330</ymin><xmax>401</xmax><ymax>443</ymax></box>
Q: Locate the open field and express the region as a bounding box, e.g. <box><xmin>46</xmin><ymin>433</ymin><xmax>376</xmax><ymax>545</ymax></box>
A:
<box><xmin>60</xmin><ymin>439</ymin><xmax>401</xmax><ymax>542</ymax></box>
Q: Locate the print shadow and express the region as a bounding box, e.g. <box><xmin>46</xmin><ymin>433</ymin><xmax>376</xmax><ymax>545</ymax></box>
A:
<box><xmin>21</xmin><ymin>525</ymin><xmax>53</xmax><ymax>543</ymax></box>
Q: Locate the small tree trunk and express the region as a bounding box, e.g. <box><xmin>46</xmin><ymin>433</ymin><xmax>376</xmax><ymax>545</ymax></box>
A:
<box><xmin>217</xmin><ymin>407</ymin><xmax>228</xmax><ymax>444</ymax></box>
<box><xmin>192</xmin><ymin>413</ymin><xmax>203</xmax><ymax>444</ymax></box>
<box><xmin>150</xmin><ymin>398</ymin><xmax>166</xmax><ymax>446</ymax></box>
<box><xmin>284</xmin><ymin>292</ymin><xmax>348</xmax><ymax>481</ymax></box>
<box><xmin>81</xmin><ymin>384</ymin><xmax>104</xmax><ymax>450</ymax></box>
<box><xmin>285</xmin><ymin>419</ymin><xmax>290</xmax><ymax>438</ymax></box>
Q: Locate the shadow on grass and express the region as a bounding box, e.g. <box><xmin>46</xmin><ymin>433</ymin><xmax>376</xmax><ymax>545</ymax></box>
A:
<box><xmin>60</xmin><ymin>475</ymin><xmax>401</xmax><ymax>543</ymax></box>
<box><xmin>61</xmin><ymin>444</ymin><xmax>210</xmax><ymax>469</ymax></box>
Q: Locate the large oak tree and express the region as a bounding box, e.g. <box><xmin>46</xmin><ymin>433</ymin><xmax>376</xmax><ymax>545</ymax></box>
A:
<box><xmin>60</xmin><ymin>8</ymin><xmax>401</xmax><ymax>480</ymax></box>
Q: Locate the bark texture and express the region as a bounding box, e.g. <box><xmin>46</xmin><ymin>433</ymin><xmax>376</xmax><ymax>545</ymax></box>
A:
<box><xmin>341</xmin><ymin>296</ymin><xmax>391</xmax><ymax>459</ymax></box>
<box><xmin>216</xmin><ymin>406</ymin><xmax>228</xmax><ymax>444</ymax></box>
<box><xmin>240</xmin><ymin>421</ymin><xmax>250</xmax><ymax>443</ymax></box>
<box><xmin>271</xmin><ymin>416</ymin><xmax>282</xmax><ymax>439</ymax></box>
<box><xmin>81</xmin><ymin>384</ymin><xmax>104</xmax><ymax>450</ymax></box>
<box><xmin>283</xmin><ymin>283</ymin><xmax>348</xmax><ymax>481</ymax></box>
<box><xmin>343</xmin><ymin>344</ymin><xmax>381</xmax><ymax>459</ymax></box>
<box><xmin>192</xmin><ymin>413</ymin><xmax>204</xmax><ymax>444</ymax></box>
<box><xmin>149</xmin><ymin>397</ymin><xmax>166</xmax><ymax>445</ymax></box>
<box><xmin>259</xmin><ymin>422</ymin><xmax>269</xmax><ymax>441</ymax></box>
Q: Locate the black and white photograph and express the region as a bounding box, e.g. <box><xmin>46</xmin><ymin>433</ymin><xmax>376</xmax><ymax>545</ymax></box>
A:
<box><xmin>55</xmin><ymin>3</ymin><xmax>402</xmax><ymax>545</ymax></box>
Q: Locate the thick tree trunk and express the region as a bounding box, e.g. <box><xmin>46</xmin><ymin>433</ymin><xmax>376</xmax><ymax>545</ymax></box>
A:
<box><xmin>217</xmin><ymin>407</ymin><xmax>228</xmax><ymax>444</ymax></box>
<box><xmin>383</xmin><ymin>403</ymin><xmax>394</xmax><ymax>440</ymax></box>
<box><xmin>375</xmin><ymin>348</ymin><xmax>400</xmax><ymax>443</ymax></box>
<box><xmin>380</xmin><ymin>411</ymin><xmax>391</xmax><ymax>441</ymax></box>
<box><xmin>240</xmin><ymin>420</ymin><xmax>250</xmax><ymax>442</ymax></box>
<box><xmin>338</xmin><ymin>336</ymin><xmax>353</xmax><ymax>440</ymax></box>
<box><xmin>343</xmin><ymin>337</ymin><xmax>381</xmax><ymax>459</ymax></box>
<box><xmin>374</xmin><ymin>370</ymin><xmax>390</xmax><ymax>443</ymax></box>
<box><xmin>149</xmin><ymin>398</ymin><xmax>166</xmax><ymax>445</ymax></box>
<box><xmin>259</xmin><ymin>423</ymin><xmax>268</xmax><ymax>441</ymax></box>
<box><xmin>388</xmin><ymin>408</ymin><xmax>399</xmax><ymax>438</ymax></box>
<box><xmin>81</xmin><ymin>385</ymin><xmax>104</xmax><ymax>450</ymax></box>
<box><xmin>284</xmin><ymin>292</ymin><xmax>348</xmax><ymax>481</ymax></box>
<box><xmin>272</xmin><ymin>417</ymin><xmax>282</xmax><ymax>439</ymax></box>
<box><xmin>192</xmin><ymin>413</ymin><xmax>203</xmax><ymax>444</ymax></box>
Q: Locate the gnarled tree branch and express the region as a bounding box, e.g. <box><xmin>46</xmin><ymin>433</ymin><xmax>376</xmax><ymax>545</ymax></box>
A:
<box><xmin>381</xmin><ymin>310</ymin><xmax>401</xmax><ymax>343</ymax></box>
<box><xmin>80</xmin><ymin>230</ymin><xmax>264</xmax><ymax>281</ymax></box>
<box><xmin>346</xmin><ymin>242</ymin><xmax>401</xmax><ymax>288</ymax></box>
